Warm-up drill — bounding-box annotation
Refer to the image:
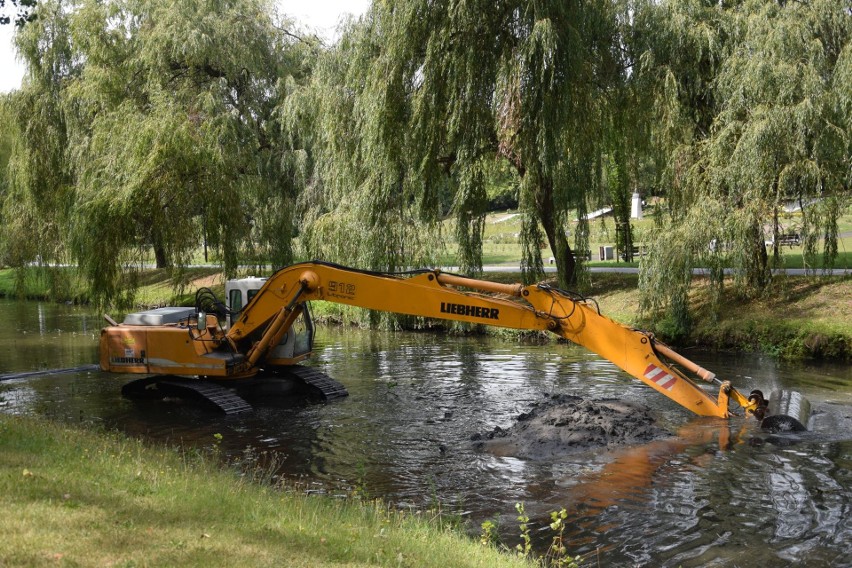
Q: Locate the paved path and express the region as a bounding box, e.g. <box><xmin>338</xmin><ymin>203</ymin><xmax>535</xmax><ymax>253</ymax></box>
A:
<box><xmin>480</xmin><ymin>265</ymin><xmax>852</xmax><ymax>276</ymax></box>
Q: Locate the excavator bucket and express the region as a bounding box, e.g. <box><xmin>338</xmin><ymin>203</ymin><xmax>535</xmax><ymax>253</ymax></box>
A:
<box><xmin>762</xmin><ymin>389</ymin><xmax>811</xmax><ymax>432</ymax></box>
<box><xmin>750</xmin><ymin>389</ymin><xmax>811</xmax><ymax>432</ymax></box>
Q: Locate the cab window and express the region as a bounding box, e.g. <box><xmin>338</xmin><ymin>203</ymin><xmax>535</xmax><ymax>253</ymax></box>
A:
<box><xmin>229</xmin><ymin>289</ymin><xmax>243</xmax><ymax>327</ymax></box>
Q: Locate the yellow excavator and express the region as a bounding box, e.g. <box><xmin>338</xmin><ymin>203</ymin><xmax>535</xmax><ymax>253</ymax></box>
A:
<box><xmin>100</xmin><ymin>261</ymin><xmax>809</xmax><ymax>429</ymax></box>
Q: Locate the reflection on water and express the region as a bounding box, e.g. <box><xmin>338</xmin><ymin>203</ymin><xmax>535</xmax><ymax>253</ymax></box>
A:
<box><xmin>2</xmin><ymin>299</ymin><xmax>851</xmax><ymax>567</ymax></box>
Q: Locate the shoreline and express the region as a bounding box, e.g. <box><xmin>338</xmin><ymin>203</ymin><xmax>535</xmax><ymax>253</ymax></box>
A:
<box><xmin>1</xmin><ymin>267</ymin><xmax>849</xmax><ymax>362</ymax></box>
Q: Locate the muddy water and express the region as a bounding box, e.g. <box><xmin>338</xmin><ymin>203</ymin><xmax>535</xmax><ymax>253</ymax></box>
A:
<box><xmin>2</xmin><ymin>299</ymin><xmax>851</xmax><ymax>567</ymax></box>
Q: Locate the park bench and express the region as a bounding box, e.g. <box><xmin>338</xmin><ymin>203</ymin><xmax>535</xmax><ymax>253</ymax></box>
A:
<box><xmin>619</xmin><ymin>245</ymin><xmax>647</xmax><ymax>261</ymax></box>
<box><xmin>776</xmin><ymin>233</ymin><xmax>801</xmax><ymax>247</ymax></box>
<box><xmin>548</xmin><ymin>249</ymin><xmax>592</xmax><ymax>263</ymax></box>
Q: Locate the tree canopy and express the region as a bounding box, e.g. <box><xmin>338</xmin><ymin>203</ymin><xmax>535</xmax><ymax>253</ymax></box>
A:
<box><xmin>297</xmin><ymin>0</ymin><xmax>632</xmax><ymax>287</ymax></box>
<box><xmin>2</xmin><ymin>0</ymin><xmax>316</xmax><ymax>303</ymax></box>
<box><xmin>0</xmin><ymin>0</ymin><xmax>849</xmax><ymax>319</ymax></box>
<box><xmin>638</xmin><ymin>0</ymin><xmax>851</xmax><ymax>333</ymax></box>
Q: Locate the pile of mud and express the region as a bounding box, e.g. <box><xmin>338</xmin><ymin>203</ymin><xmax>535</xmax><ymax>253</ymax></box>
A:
<box><xmin>473</xmin><ymin>394</ymin><xmax>670</xmax><ymax>459</ymax></box>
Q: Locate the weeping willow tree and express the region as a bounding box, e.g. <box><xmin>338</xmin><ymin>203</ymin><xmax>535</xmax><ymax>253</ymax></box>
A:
<box><xmin>64</xmin><ymin>0</ymin><xmax>313</xmax><ymax>303</ymax></box>
<box><xmin>638</xmin><ymin>0</ymin><xmax>851</xmax><ymax>334</ymax></box>
<box><xmin>1</xmin><ymin>0</ymin><xmax>78</xmax><ymax>298</ymax></box>
<box><xmin>289</xmin><ymin>15</ymin><xmax>445</xmax><ymax>273</ymax></box>
<box><xmin>706</xmin><ymin>0</ymin><xmax>850</xmax><ymax>279</ymax></box>
<box><xmin>298</xmin><ymin>0</ymin><xmax>626</xmax><ymax>287</ymax></box>
<box><xmin>0</xmin><ymin>97</ymin><xmax>21</xmax><ymax>267</ymax></box>
<box><xmin>3</xmin><ymin>0</ymin><xmax>315</xmax><ymax>304</ymax></box>
<box><xmin>634</xmin><ymin>0</ymin><xmax>731</xmax><ymax>332</ymax></box>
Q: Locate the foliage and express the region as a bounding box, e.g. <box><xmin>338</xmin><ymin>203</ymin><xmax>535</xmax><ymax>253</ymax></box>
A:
<box><xmin>545</xmin><ymin>508</ymin><xmax>581</xmax><ymax>568</ymax></box>
<box><xmin>638</xmin><ymin>0</ymin><xmax>851</xmax><ymax>331</ymax></box>
<box><xmin>1</xmin><ymin>0</ymin><xmax>316</xmax><ymax>305</ymax></box>
<box><xmin>0</xmin><ymin>97</ymin><xmax>17</xmax><ymax>263</ymax></box>
<box><xmin>291</xmin><ymin>12</ymin><xmax>445</xmax><ymax>276</ymax></box>
<box><xmin>0</xmin><ymin>0</ymin><xmax>38</xmax><ymax>26</ymax></box>
<box><xmin>68</xmin><ymin>0</ymin><xmax>312</xmax><ymax>303</ymax></box>
<box><xmin>514</xmin><ymin>502</ymin><xmax>532</xmax><ymax>558</ymax></box>
<box><xmin>480</xmin><ymin>518</ymin><xmax>500</xmax><ymax>548</ymax></box>
<box><xmin>485</xmin><ymin>159</ymin><xmax>521</xmax><ymax>211</ymax></box>
<box><xmin>1</xmin><ymin>0</ymin><xmax>76</xmax><ymax>300</ymax></box>
<box><xmin>298</xmin><ymin>1</ymin><xmax>631</xmax><ymax>289</ymax></box>
<box><xmin>478</xmin><ymin>502</ymin><xmax>582</xmax><ymax>567</ymax></box>
<box><xmin>1</xmin><ymin>0</ymin><xmax>848</xmax><ymax>327</ymax></box>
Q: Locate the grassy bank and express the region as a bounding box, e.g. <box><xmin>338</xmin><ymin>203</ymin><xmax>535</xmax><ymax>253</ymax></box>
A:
<box><xmin>0</xmin><ymin>413</ymin><xmax>528</xmax><ymax>568</ymax></box>
<box><xmin>590</xmin><ymin>274</ymin><xmax>852</xmax><ymax>360</ymax></box>
<box><xmin>684</xmin><ymin>276</ymin><xmax>852</xmax><ymax>359</ymax></box>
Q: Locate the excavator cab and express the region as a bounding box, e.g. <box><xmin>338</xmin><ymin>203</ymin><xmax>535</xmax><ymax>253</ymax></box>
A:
<box><xmin>225</xmin><ymin>277</ymin><xmax>315</xmax><ymax>365</ymax></box>
<box><xmin>226</xmin><ymin>277</ymin><xmax>266</xmax><ymax>328</ymax></box>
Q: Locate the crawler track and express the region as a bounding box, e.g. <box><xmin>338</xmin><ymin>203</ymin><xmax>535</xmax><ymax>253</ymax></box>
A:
<box><xmin>121</xmin><ymin>376</ymin><xmax>252</xmax><ymax>414</ymax></box>
<box><xmin>120</xmin><ymin>365</ymin><xmax>347</xmax><ymax>414</ymax></box>
<box><xmin>280</xmin><ymin>365</ymin><xmax>348</xmax><ymax>400</ymax></box>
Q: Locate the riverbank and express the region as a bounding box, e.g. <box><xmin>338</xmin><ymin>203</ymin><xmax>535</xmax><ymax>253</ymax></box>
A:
<box><xmin>588</xmin><ymin>274</ymin><xmax>852</xmax><ymax>360</ymax></box>
<box><xmin>0</xmin><ymin>413</ymin><xmax>528</xmax><ymax>567</ymax></box>
<box><xmin>1</xmin><ymin>266</ymin><xmax>849</xmax><ymax>360</ymax></box>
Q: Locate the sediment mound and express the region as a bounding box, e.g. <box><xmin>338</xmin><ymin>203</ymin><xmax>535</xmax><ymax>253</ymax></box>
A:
<box><xmin>473</xmin><ymin>394</ymin><xmax>670</xmax><ymax>459</ymax></box>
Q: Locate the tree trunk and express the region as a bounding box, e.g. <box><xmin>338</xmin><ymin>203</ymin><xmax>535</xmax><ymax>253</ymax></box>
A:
<box><xmin>772</xmin><ymin>205</ymin><xmax>780</xmax><ymax>264</ymax></box>
<box><xmin>535</xmin><ymin>175</ymin><xmax>575</xmax><ymax>288</ymax></box>
<box><xmin>153</xmin><ymin>242</ymin><xmax>170</xmax><ymax>269</ymax></box>
<box><xmin>747</xmin><ymin>219</ymin><xmax>770</xmax><ymax>292</ymax></box>
<box><xmin>613</xmin><ymin>196</ymin><xmax>633</xmax><ymax>262</ymax></box>
<box><xmin>151</xmin><ymin>226</ymin><xmax>171</xmax><ymax>269</ymax></box>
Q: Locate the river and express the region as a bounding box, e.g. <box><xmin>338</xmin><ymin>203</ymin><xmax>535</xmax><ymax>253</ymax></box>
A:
<box><xmin>1</xmin><ymin>299</ymin><xmax>850</xmax><ymax>566</ymax></box>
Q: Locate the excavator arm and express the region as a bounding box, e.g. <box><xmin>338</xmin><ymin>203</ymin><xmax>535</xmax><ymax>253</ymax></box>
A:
<box><xmin>220</xmin><ymin>262</ymin><xmax>754</xmax><ymax>419</ymax></box>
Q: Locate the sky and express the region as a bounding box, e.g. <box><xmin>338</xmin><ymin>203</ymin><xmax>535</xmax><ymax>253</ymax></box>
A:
<box><xmin>0</xmin><ymin>0</ymin><xmax>371</xmax><ymax>93</ymax></box>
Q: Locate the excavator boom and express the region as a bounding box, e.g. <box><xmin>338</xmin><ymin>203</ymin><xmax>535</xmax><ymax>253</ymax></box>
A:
<box><xmin>101</xmin><ymin>261</ymin><xmax>758</xmax><ymax>419</ymax></box>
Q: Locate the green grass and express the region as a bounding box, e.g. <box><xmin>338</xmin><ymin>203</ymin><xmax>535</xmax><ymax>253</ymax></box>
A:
<box><xmin>471</xmin><ymin>206</ymin><xmax>852</xmax><ymax>269</ymax></box>
<box><xmin>0</xmin><ymin>266</ymin><xmax>88</xmax><ymax>302</ymax></box>
<box><xmin>685</xmin><ymin>276</ymin><xmax>852</xmax><ymax>359</ymax></box>
<box><xmin>0</xmin><ymin>267</ymin><xmax>223</xmax><ymax>308</ymax></box>
<box><xmin>774</xmin><ymin>250</ymin><xmax>852</xmax><ymax>270</ymax></box>
<box><xmin>0</xmin><ymin>414</ymin><xmax>530</xmax><ymax>568</ymax></box>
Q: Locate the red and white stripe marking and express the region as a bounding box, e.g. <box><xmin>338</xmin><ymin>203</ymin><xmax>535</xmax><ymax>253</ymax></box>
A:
<box><xmin>644</xmin><ymin>364</ymin><xmax>677</xmax><ymax>391</ymax></box>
